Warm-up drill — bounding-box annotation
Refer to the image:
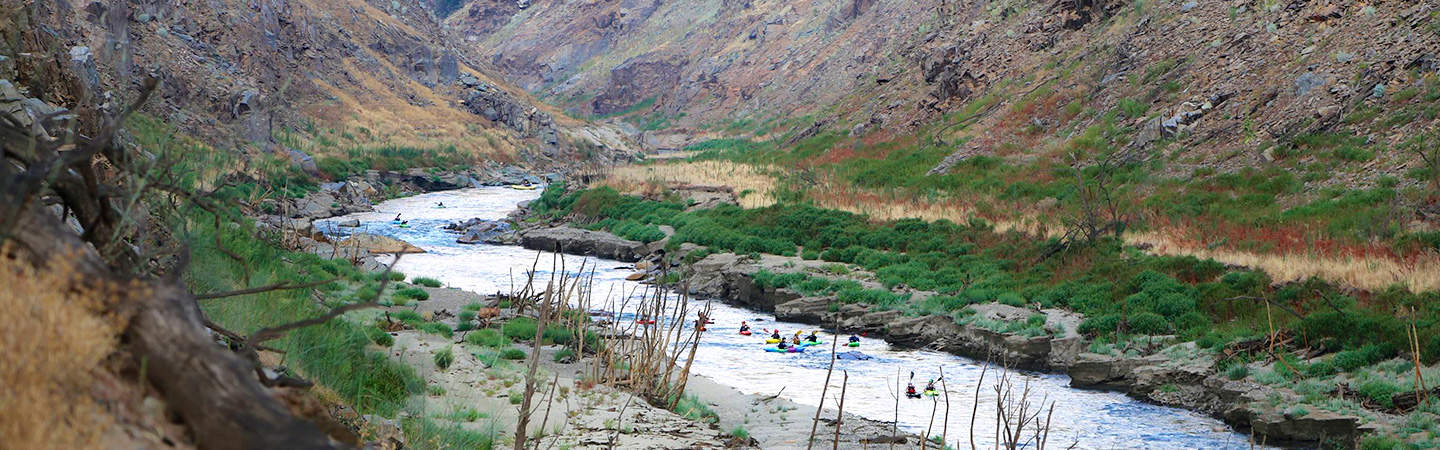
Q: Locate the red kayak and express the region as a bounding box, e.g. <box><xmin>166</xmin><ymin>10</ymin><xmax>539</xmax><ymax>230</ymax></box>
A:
<box><xmin>636</xmin><ymin>319</ymin><xmax>656</xmax><ymax>325</ymax></box>
<box><xmin>739</xmin><ymin>330</ymin><xmax>752</xmax><ymax>336</ymax></box>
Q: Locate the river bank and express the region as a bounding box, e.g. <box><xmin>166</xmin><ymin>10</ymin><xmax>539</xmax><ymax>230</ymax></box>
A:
<box><xmin>368</xmin><ymin>281</ymin><xmax>920</xmax><ymax>448</ymax></box>
<box><xmin>321</xmin><ymin>186</ymin><xmax>1266</xmax><ymax>448</ymax></box>
<box><xmin>288</xmin><ymin>184</ymin><xmax>923</xmax><ymax>448</ymax></box>
<box><xmin>512</xmin><ymin>221</ymin><xmax>1378</xmax><ymax>447</ymax></box>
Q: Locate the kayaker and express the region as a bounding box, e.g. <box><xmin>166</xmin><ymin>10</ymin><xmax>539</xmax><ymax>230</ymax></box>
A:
<box><xmin>805</xmin><ymin>331</ymin><xmax>819</xmax><ymax>343</ymax></box>
<box><xmin>770</xmin><ymin>330</ymin><xmax>781</xmax><ymax>340</ymax></box>
<box><xmin>739</xmin><ymin>321</ymin><xmax>750</xmax><ymax>333</ymax></box>
<box><xmin>776</xmin><ymin>340</ymin><xmax>789</xmax><ymax>350</ymax></box>
<box><xmin>393</xmin><ymin>213</ymin><xmax>402</xmax><ymax>221</ymax></box>
<box><xmin>436</xmin><ymin>201</ymin><xmax>445</xmax><ymax>208</ymax></box>
<box><xmin>791</xmin><ymin>331</ymin><xmax>802</xmax><ymax>345</ymax></box>
<box><xmin>848</xmin><ymin>334</ymin><xmax>861</xmax><ymax>344</ymax></box>
<box><xmin>925</xmin><ymin>379</ymin><xmax>936</xmax><ymax>392</ymax></box>
<box><xmin>906</xmin><ymin>382</ymin><xmax>918</xmax><ymax>398</ymax></box>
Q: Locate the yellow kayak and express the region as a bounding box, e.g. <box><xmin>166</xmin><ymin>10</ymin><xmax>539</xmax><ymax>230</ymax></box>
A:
<box><xmin>765</xmin><ymin>338</ymin><xmax>781</xmax><ymax>344</ymax></box>
<box><xmin>509</xmin><ymin>184</ymin><xmax>540</xmax><ymax>190</ymax></box>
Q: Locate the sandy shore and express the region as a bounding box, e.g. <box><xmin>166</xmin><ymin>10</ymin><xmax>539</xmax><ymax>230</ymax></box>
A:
<box><xmin>686</xmin><ymin>374</ymin><xmax>916</xmax><ymax>449</ymax></box>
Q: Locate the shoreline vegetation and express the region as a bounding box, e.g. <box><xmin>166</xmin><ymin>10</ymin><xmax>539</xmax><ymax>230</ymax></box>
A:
<box><xmin>524</xmin><ymin>180</ymin><xmax>1440</xmax><ymax>447</ymax></box>
<box><xmin>595</xmin><ymin>157</ymin><xmax>1440</xmax><ymax>293</ymax></box>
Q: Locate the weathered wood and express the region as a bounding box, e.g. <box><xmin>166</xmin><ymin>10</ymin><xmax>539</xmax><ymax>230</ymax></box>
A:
<box><xmin>9</xmin><ymin>204</ymin><xmax>343</xmax><ymax>450</ymax></box>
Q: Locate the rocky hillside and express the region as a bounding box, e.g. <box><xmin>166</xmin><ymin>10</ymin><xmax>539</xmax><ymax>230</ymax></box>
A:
<box><xmin>5</xmin><ymin>0</ymin><xmax>637</xmax><ymax>169</ymax></box>
<box><xmin>450</xmin><ymin>0</ymin><xmax>1440</xmax><ymax>293</ymax></box>
<box><xmin>445</xmin><ymin>0</ymin><xmax>1439</xmax><ymax>184</ymax></box>
<box><xmin>445</xmin><ymin>0</ymin><xmax>932</xmax><ymax>147</ymax></box>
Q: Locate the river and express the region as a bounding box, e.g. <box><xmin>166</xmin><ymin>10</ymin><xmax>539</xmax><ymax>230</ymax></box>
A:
<box><xmin>318</xmin><ymin>186</ymin><xmax>1262</xmax><ymax>449</ymax></box>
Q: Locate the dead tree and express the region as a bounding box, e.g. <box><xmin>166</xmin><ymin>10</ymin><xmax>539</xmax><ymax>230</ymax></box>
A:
<box><xmin>1</xmin><ymin>79</ymin><xmax>341</xmax><ymax>448</ymax></box>
<box><xmin>1406</xmin><ymin>131</ymin><xmax>1440</xmax><ymax>203</ymax></box>
<box><xmin>1040</xmin><ymin>150</ymin><xmax>1129</xmax><ymax>261</ymax></box>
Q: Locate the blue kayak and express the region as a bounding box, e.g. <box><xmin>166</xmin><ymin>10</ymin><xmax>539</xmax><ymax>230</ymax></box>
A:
<box><xmin>763</xmin><ymin>347</ymin><xmax>805</xmax><ymax>353</ymax></box>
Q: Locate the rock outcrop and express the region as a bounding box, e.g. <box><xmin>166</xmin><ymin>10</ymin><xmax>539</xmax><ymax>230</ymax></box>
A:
<box><xmin>518</xmin><ymin>227</ymin><xmax>647</xmax><ymax>262</ymax></box>
<box><xmin>337</xmin><ymin>233</ymin><xmax>425</xmax><ymax>254</ymax></box>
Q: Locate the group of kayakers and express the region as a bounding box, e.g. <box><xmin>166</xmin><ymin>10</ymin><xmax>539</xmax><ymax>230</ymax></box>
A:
<box><xmin>740</xmin><ymin>320</ymin><xmax>861</xmax><ymax>351</ymax></box>
<box><xmin>905</xmin><ymin>378</ymin><xmax>939</xmax><ymax>399</ymax></box>
<box><xmin>739</xmin><ymin>320</ymin><xmax>943</xmax><ymax>398</ymax></box>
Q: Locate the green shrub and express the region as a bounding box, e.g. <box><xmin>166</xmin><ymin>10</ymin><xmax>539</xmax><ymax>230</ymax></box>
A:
<box><xmin>997</xmin><ymin>292</ymin><xmax>1026</xmax><ymax>307</ymax></box>
<box><xmin>673</xmin><ymin>394</ymin><xmax>719</xmax><ymax>424</ymax></box>
<box><xmin>1226</xmin><ymin>365</ymin><xmax>1249</xmax><ymax>380</ymax></box>
<box><xmin>503</xmin><ymin>318</ymin><xmax>538</xmax><ymax>341</ymax></box>
<box><xmin>1174</xmin><ymin>311</ymin><xmax>1211</xmax><ymax>334</ymax></box>
<box><xmin>418</xmin><ymin>322</ymin><xmax>453</xmax><ymax>338</ymax></box>
<box><xmin>1026</xmin><ymin>314</ymin><xmax>1046</xmax><ymax>328</ymax></box>
<box><xmin>394</xmin><ymin>287</ymin><xmax>430</xmax><ymax>301</ymax></box>
<box><xmin>373</xmin><ymin>271</ymin><xmax>406</xmax><ymax>282</ymax></box>
<box><xmin>543</xmin><ymin>327</ymin><xmax>575</xmax><ymax>345</ymax></box>
<box><xmin>730</xmin><ymin>425</ymin><xmax>750</xmax><ymax>441</ymax></box>
<box><xmin>413</xmin><ymin>277</ymin><xmax>443</xmax><ymax>288</ymax></box>
<box><xmin>1127</xmin><ymin>312</ymin><xmax>1169</xmax><ymax>335</ymax></box>
<box><xmin>433</xmin><ymin>346</ymin><xmax>454</xmax><ymax>370</ymax></box>
<box><xmin>1118</xmin><ymin>97</ymin><xmax>1150</xmax><ymax>118</ymax></box>
<box><xmin>1356</xmin><ymin>379</ymin><xmax>1401</xmax><ymax>408</ymax></box>
<box><xmin>1304</xmin><ymin>360</ymin><xmax>1337</xmax><ymax>377</ymax></box>
<box><xmin>554</xmin><ymin>348</ymin><xmax>576</xmax><ymax>363</ymax></box>
<box><xmin>466</xmin><ymin>329</ymin><xmax>508</xmax><ymax>347</ymax></box>
<box><xmin>500</xmin><ymin>348</ymin><xmax>526</xmax><ymax>360</ymax></box>
<box><xmin>1332</xmin><ymin>344</ymin><xmax>1394</xmax><ymax>371</ymax></box>
<box><xmin>366</xmin><ymin>327</ymin><xmax>394</xmax><ymax>347</ymax></box>
<box><xmin>401</xmin><ymin>418</ymin><xmax>497</xmax><ymax>450</ymax></box>
<box><xmin>442</xmin><ymin>408</ymin><xmax>485</xmax><ymax>423</ymax></box>
<box><xmin>1359</xmin><ymin>435</ymin><xmax>1405</xmax><ymax>450</ymax></box>
<box><xmin>1078</xmin><ymin>314</ymin><xmax>1122</xmax><ymax>336</ymax></box>
<box><xmin>390</xmin><ymin>310</ymin><xmax>424</xmax><ymax>326</ymax></box>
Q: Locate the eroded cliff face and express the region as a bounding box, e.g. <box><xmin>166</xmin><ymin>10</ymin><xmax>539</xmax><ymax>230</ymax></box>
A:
<box><xmin>447</xmin><ymin>0</ymin><xmax>1440</xmax><ymax>190</ymax></box>
<box><xmin>447</xmin><ymin>0</ymin><xmax>928</xmax><ymax>139</ymax></box>
<box><xmin>8</xmin><ymin>0</ymin><xmax>636</xmax><ymax>167</ymax></box>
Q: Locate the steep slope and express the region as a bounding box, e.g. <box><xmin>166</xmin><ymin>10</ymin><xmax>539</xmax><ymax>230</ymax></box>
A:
<box><xmin>8</xmin><ymin>0</ymin><xmax>636</xmax><ymax>169</ymax></box>
<box><xmin>459</xmin><ymin>0</ymin><xmax>1440</xmax><ymax>292</ymax></box>
<box><xmin>446</xmin><ymin>0</ymin><xmax>931</xmax><ymax>145</ymax></box>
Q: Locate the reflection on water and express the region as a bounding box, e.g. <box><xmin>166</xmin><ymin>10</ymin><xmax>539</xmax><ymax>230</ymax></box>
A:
<box><xmin>320</xmin><ymin>187</ymin><xmax>1260</xmax><ymax>449</ymax></box>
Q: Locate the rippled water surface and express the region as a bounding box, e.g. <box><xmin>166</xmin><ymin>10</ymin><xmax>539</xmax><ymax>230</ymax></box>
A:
<box><xmin>320</xmin><ymin>187</ymin><xmax>1262</xmax><ymax>449</ymax></box>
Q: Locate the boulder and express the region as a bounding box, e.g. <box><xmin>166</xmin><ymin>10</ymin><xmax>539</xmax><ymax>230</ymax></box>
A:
<box><xmin>519</xmin><ymin>226</ymin><xmax>646</xmax><ymax>262</ymax></box>
<box><xmin>1068</xmin><ymin>352</ymin><xmax>1166</xmax><ymax>389</ymax></box>
<box><xmin>336</xmin><ymin>219</ymin><xmax>361</xmax><ymax>227</ymax></box>
<box><xmin>337</xmin><ymin>233</ymin><xmax>425</xmax><ymax>254</ymax></box>
<box><xmin>287</xmin><ymin>148</ymin><xmax>319</xmax><ymax>175</ymax></box>
<box><xmin>775</xmin><ymin>296</ymin><xmax>835</xmax><ymax>323</ymax></box>
<box><xmin>1294</xmin><ymin>71</ymin><xmax>1326</xmax><ymax>96</ymax></box>
<box><xmin>291</xmin><ymin>191</ymin><xmax>343</xmax><ymax>219</ymax></box>
<box><xmin>1246</xmin><ymin>409</ymin><xmax>1360</xmax><ymax>444</ymax></box>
